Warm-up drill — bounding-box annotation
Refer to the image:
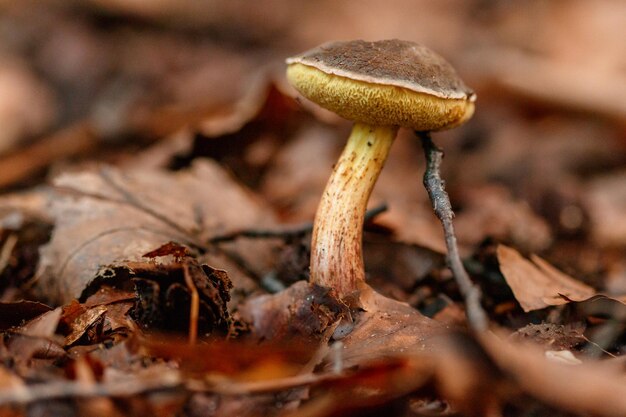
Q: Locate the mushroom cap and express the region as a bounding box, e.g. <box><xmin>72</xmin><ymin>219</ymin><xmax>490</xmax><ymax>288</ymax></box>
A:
<box><xmin>286</xmin><ymin>39</ymin><xmax>476</xmax><ymax>131</ymax></box>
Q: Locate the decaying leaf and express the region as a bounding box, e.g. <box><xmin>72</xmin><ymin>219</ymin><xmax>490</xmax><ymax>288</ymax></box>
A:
<box><xmin>497</xmin><ymin>244</ymin><xmax>596</xmax><ymax>311</ymax></box>
<box><xmin>128</xmin><ymin>255</ymin><xmax>233</xmax><ymax>336</ymax></box>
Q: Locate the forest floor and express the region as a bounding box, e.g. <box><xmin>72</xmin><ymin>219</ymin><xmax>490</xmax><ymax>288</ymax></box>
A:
<box><xmin>0</xmin><ymin>1</ymin><xmax>625</xmax><ymax>416</ymax></box>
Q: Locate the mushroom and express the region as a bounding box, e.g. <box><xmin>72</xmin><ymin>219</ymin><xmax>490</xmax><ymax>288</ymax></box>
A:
<box><xmin>286</xmin><ymin>39</ymin><xmax>475</xmax><ymax>301</ymax></box>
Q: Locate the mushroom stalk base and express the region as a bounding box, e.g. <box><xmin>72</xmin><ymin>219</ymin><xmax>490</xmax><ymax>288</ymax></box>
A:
<box><xmin>311</xmin><ymin>123</ymin><xmax>397</xmax><ymax>300</ymax></box>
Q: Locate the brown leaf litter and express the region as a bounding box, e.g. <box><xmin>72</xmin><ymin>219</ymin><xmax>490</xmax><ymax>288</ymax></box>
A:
<box><xmin>497</xmin><ymin>244</ymin><xmax>596</xmax><ymax>311</ymax></box>
<box><xmin>34</xmin><ymin>160</ymin><xmax>277</xmax><ymax>305</ymax></box>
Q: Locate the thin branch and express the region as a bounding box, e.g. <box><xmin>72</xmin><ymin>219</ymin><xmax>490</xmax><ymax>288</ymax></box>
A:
<box><xmin>418</xmin><ymin>131</ymin><xmax>488</xmax><ymax>332</ymax></box>
<box><xmin>0</xmin><ymin>373</ymin><xmax>182</xmax><ymax>406</ymax></box>
<box><xmin>209</xmin><ymin>203</ymin><xmax>388</xmax><ymax>243</ymax></box>
<box><xmin>183</xmin><ymin>262</ymin><xmax>199</xmax><ymax>344</ymax></box>
<box><xmin>0</xmin><ymin>233</ymin><xmax>18</xmax><ymax>275</ymax></box>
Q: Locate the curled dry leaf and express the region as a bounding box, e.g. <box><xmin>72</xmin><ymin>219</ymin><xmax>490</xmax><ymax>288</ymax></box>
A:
<box><xmin>497</xmin><ymin>244</ymin><xmax>596</xmax><ymax>311</ymax></box>
<box><xmin>34</xmin><ymin>160</ymin><xmax>277</xmax><ymax>305</ymax></box>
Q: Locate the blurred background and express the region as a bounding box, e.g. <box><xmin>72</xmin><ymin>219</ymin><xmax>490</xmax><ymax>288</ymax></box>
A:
<box><xmin>1</xmin><ymin>0</ymin><xmax>625</xmax><ymax>288</ymax></box>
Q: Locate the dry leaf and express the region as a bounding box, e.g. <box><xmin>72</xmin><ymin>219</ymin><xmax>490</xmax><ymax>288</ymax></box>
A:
<box><xmin>481</xmin><ymin>331</ymin><xmax>626</xmax><ymax>417</ymax></box>
<box><xmin>241</xmin><ymin>282</ymin><xmax>443</xmax><ymax>372</ymax></box>
<box><xmin>63</xmin><ymin>305</ymin><xmax>106</xmax><ymax>346</ymax></box>
<box><xmin>0</xmin><ymin>301</ymin><xmax>52</xmax><ymax>331</ymax></box>
<box><xmin>330</xmin><ymin>287</ymin><xmax>444</xmax><ymax>370</ymax></box>
<box><xmin>454</xmin><ymin>185</ymin><xmax>552</xmax><ymax>252</ymax></box>
<box><xmin>20</xmin><ymin>307</ymin><xmax>62</xmax><ymax>338</ymax></box>
<box><xmin>240</xmin><ymin>281</ymin><xmax>347</xmax><ymax>345</ymax></box>
<box><xmin>35</xmin><ymin>160</ymin><xmax>276</xmax><ymax>305</ymax></box>
<box><xmin>497</xmin><ymin>244</ymin><xmax>595</xmax><ymax>311</ymax></box>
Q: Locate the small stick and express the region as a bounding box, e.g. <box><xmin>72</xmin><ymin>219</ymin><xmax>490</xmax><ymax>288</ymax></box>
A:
<box><xmin>418</xmin><ymin>131</ymin><xmax>488</xmax><ymax>332</ymax></box>
<box><xmin>0</xmin><ymin>234</ymin><xmax>18</xmax><ymax>275</ymax></box>
<box><xmin>183</xmin><ymin>262</ymin><xmax>199</xmax><ymax>344</ymax></box>
<box><xmin>209</xmin><ymin>203</ymin><xmax>388</xmax><ymax>243</ymax></box>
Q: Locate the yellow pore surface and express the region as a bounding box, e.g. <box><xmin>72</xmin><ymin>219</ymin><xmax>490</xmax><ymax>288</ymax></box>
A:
<box><xmin>287</xmin><ymin>63</ymin><xmax>474</xmax><ymax>131</ymax></box>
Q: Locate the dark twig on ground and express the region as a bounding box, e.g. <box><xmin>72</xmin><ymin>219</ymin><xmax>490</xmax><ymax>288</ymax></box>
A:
<box><xmin>209</xmin><ymin>203</ymin><xmax>388</xmax><ymax>243</ymax></box>
<box><xmin>418</xmin><ymin>131</ymin><xmax>488</xmax><ymax>332</ymax></box>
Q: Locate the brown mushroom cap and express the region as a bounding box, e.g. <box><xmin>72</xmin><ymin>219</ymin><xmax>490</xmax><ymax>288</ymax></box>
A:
<box><xmin>286</xmin><ymin>39</ymin><xmax>476</xmax><ymax>131</ymax></box>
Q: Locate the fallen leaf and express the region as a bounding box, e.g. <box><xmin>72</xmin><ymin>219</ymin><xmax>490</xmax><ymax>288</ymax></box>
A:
<box><xmin>134</xmin><ymin>334</ymin><xmax>314</xmax><ymax>380</ymax></box>
<box><xmin>497</xmin><ymin>244</ymin><xmax>595</xmax><ymax>311</ymax></box>
<box><xmin>34</xmin><ymin>160</ymin><xmax>276</xmax><ymax>305</ymax></box>
<box><xmin>6</xmin><ymin>308</ymin><xmax>65</xmax><ymax>368</ymax></box>
<box><xmin>63</xmin><ymin>305</ymin><xmax>107</xmax><ymax>346</ymax></box>
<box><xmin>241</xmin><ymin>281</ymin><xmax>443</xmax><ymax>375</ymax></box>
<box><xmin>83</xmin><ymin>286</ymin><xmax>135</xmax><ymax>308</ymax></box>
<box><xmin>20</xmin><ymin>307</ymin><xmax>62</xmax><ymax>338</ymax></box>
<box><xmin>454</xmin><ymin>185</ymin><xmax>552</xmax><ymax>252</ymax></box>
<box><xmin>240</xmin><ymin>281</ymin><xmax>348</xmax><ymax>345</ymax></box>
<box><xmin>481</xmin><ymin>331</ymin><xmax>626</xmax><ymax>417</ymax></box>
<box><xmin>0</xmin><ymin>301</ymin><xmax>52</xmax><ymax>331</ymax></box>
<box><xmin>330</xmin><ymin>287</ymin><xmax>444</xmax><ymax>370</ymax></box>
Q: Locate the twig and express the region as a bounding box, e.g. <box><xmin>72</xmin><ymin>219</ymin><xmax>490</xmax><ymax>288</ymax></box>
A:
<box><xmin>0</xmin><ymin>234</ymin><xmax>18</xmax><ymax>275</ymax></box>
<box><xmin>209</xmin><ymin>203</ymin><xmax>388</xmax><ymax>243</ymax></box>
<box><xmin>418</xmin><ymin>131</ymin><xmax>488</xmax><ymax>332</ymax></box>
<box><xmin>183</xmin><ymin>262</ymin><xmax>199</xmax><ymax>344</ymax></box>
<box><xmin>0</xmin><ymin>373</ymin><xmax>182</xmax><ymax>406</ymax></box>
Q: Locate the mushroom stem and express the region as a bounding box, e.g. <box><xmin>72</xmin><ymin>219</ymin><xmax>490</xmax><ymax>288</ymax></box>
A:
<box><xmin>311</xmin><ymin>123</ymin><xmax>397</xmax><ymax>299</ymax></box>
